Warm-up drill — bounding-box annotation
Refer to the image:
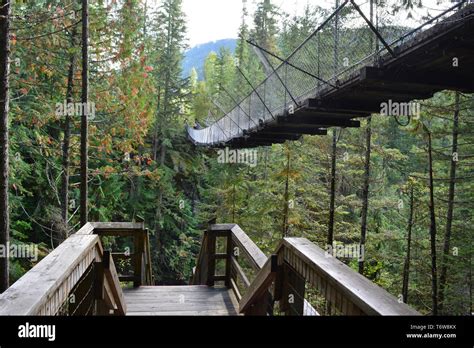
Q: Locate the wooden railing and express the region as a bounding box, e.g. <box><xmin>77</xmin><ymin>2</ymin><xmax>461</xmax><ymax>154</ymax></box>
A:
<box><xmin>79</xmin><ymin>222</ymin><xmax>154</xmax><ymax>287</ymax></box>
<box><xmin>193</xmin><ymin>224</ymin><xmax>420</xmax><ymax>316</ymax></box>
<box><xmin>0</xmin><ymin>222</ymin><xmax>153</xmax><ymax>316</ymax></box>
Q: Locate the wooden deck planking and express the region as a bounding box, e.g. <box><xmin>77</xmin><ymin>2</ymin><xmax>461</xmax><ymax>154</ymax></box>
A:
<box><xmin>123</xmin><ymin>286</ymin><xmax>240</xmax><ymax>316</ymax></box>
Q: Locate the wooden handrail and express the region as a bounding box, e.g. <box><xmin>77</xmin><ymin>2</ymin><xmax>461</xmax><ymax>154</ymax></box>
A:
<box><xmin>227</xmin><ymin>225</ymin><xmax>267</xmax><ymax>270</ymax></box>
<box><xmin>0</xmin><ymin>227</ymin><xmax>127</xmax><ymax>316</ymax></box>
<box><xmin>278</xmin><ymin>238</ymin><xmax>420</xmax><ymax>316</ymax></box>
<box><xmin>192</xmin><ymin>231</ymin><xmax>208</xmax><ymax>285</ymax></box>
<box><xmin>101</xmin><ymin>250</ymin><xmax>127</xmax><ymax>315</ymax></box>
<box><xmin>193</xmin><ymin>224</ymin><xmax>420</xmax><ymax>316</ymax></box>
<box><xmin>239</xmin><ymin>255</ymin><xmax>278</xmax><ymax>314</ymax></box>
<box><xmin>80</xmin><ymin>222</ymin><xmax>154</xmax><ymax>287</ymax></box>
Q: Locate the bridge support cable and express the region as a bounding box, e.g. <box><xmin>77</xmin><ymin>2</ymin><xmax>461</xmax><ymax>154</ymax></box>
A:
<box><xmin>247</xmin><ymin>40</ymin><xmax>301</xmax><ymax>108</ymax></box>
<box><xmin>349</xmin><ymin>0</ymin><xmax>396</xmax><ymax>58</ymax></box>
<box><xmin>251</xmin><ymin>45</ymin><xmax>273</xmax><ymax>76</ymax></box>
<box><xmin>246</xmin><ymin>40</ymin><xmax>338</xmax><ymax>90</ymax></box>
<box><xmin>236</xmin><ymin>65</ymin><xmax>276</xmax><ymax>121</ymax></box>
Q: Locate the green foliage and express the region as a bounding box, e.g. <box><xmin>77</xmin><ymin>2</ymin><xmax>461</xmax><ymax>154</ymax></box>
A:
<box><xmin>6</xmin><ymin>0</ymin><xmax>472</xmax><ymax>316</ymax></box>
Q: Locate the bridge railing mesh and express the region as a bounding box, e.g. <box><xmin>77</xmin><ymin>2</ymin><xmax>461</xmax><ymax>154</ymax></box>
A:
<box><xmin>187</xmin><ymin>0</ymin><xmax>467</xmax><ymax>146</ymax></box>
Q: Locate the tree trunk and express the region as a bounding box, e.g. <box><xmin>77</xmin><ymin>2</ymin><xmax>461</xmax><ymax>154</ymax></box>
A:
<box><xmin>0</xmin><ymin>0</ymin><xmax>11</xmax><ymax>293</ymax></box>
<box><xmin>327</xmin><ymin>130</ymin><xmax>337</xmax><ymax>246</ymax></box>
<box><xmin>60</xmin><ymin>29</ymin><xmax>77</xmax><ymax>235</ymax></box>
<box><xmin>427</xmin><ymin>131</ymin><xmax>438</xmax><ymax>315</ymax></box>
<box><xmin>80</xmin><ymin>0</ymin><xmax>89</xmax><ymax>226</ymax></box>
<box><xmin>282</xmin><ymin>146</ymin><xmax>290</xmax><ymax>238</ymax></box>
<box><xmin>402</xmin><ymin>186</ymin><xmax>415</xmax><ymax>303</ymax></box>
<box><xmin>154</xmin><ymin>141</ymin><xmax>166</xmax><ymax>279</ymax></box>
<box><xmin>154</xmin><ymin>12</ymin><xmax>172</xmax><ymax>269</ymax></box>
<box><xmin>232</xmin><ymin>183</ymin><xmax>236</xmax><ymax>223</ymax></box>
<box><xmin>438</xmin><ymin>91</ymin><xmax>460</xmax><ymax>313</ymax></box>
<box><xmin>359</xmin><ymin>117</ymin><xmax>371</xmax><ymax>274</ymax></box>
<box><xmin>328</xmin><ymin>0</ymin><xmax>339</xmax><ymax>247</ymax></box>
<box><xmin>152</xmin><ymin>86</ymin><xmax>161</xmax><ymax>161</ymax></box>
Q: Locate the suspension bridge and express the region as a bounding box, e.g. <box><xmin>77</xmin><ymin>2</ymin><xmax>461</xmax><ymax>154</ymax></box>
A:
<box><xmin>187</xmin><ymin>0</ymin><xmax>474</xmax><ymax>148</ymax></box>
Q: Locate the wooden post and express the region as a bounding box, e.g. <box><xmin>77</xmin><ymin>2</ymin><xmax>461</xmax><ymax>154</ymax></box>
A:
<box><xmin>206</xmin><ymin>228</ymin><xmax>216</xmax><ymax>287</ymax></box>
<box><xmin>281</xmin><ymin>262</ymin><xmax>305</xmax><ymax>316</ymax></box>
<box><xmin>94</xmin><ymin>261</ymin><xmax>106</xmax><ymax>315</ymax></box>
<box><xmin>273</xmin><ymin>253</ymin><xmax>285</xmax><ymax>302</ymax></box>
<box><xmin>245</xmin><ymin>295</ymin><xmax>270</xmax><ymax>316</ymax></box>
<box><xmin>225</xmin><ymin>233</ymin><xmax>232</xmax><ymax>288</ymax></box>
<box><xmin>133</xmin><ymin>232</ymin><xmax>145</xmax><ymax>288</ymax></box>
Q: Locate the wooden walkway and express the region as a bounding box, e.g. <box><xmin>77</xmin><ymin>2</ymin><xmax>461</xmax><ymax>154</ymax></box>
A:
<box><xmin>123</xmin><ymin>286</ymin><xmax>240</xmax><ymax>316</ymax></box>
<box><xmin>0</xmin><ymin>223</ymin><xmax>420</xmax><ymax>316</ymax></box>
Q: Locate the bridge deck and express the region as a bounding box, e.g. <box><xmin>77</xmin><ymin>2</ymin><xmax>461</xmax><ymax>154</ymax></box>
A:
<box><xmin>123</xmin><ymin>286</ymin><xmax>240</xmax><ymax>316</ymax></box>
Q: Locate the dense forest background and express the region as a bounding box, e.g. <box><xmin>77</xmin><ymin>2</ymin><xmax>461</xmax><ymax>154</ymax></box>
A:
<box><xmin>0</xmin><ymin>0</ymin><xmax>472</xmax><ymax>316</ymax></box>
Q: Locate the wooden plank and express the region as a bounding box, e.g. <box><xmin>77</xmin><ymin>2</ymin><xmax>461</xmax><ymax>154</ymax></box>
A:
<box><xmin>0</xmin><ymin>234</ymin><xmax>99</xmax><ymax>315</ymax></box>
<box><xmin>133</xmin><ymin>232</ymin><xmax>145</xmax><ymax>287</ymax></box>
<box><xmin>239</xmin><ymin>255</ymin><xmax>278</xmax><ymax>314</ymax></box>
<box><xmin>94</xmin><ymin>262</ymin><xmax>105</xmax><ymax>301</ymax></box>
<box><xmin>209</xmin><ymin>224</ymin><xmax>237</xmax><ymax>233</ymax></box>
<box><xmin>67</xmin><ymin>264</ymin><xmax>96</xmax><ymax>316</ymax></box>
<box><xmin>90</xmin><ymin>222</ymin><xmax>144</xmax><ymax>232</ymax></box>
<box><xmin>206</xmin><ymin>230</ymin><xmax>216</xmax><ymax>287</ymax></box>
<box><xmin>124</xmin><ymin>294</ymin><xmax>236</xmax><ymax>301</ymax></box>
<box><xmin>230</xmin><ymin>225</ymin><xmax>267</xmax><ymax>270</ymax></box>
<box><xmin>282</xmin><ymin>262</ymin><xmax>305</xmax><ymax>316</ymax></box>
<box><xmin>119</xmin><ymin>275</ymin><xmax>135</xmax><ymax>282</ymax></box>
<box><xmin>123</xmin><ymin>286</ymin><xmax>239</xmax><ymax>316</ymax></box>
<box><xmin>282</xmin><ymin>238</ymin><xmax>420</xmax><ymax>315</ymax></box>
<box><xmin>124</xmin><ymin>285</ymin><xmax>215</xmax><ymax>292</ymax></box>
<box><xmin>111</xmin><ymin>252</ymin><xmax>131</xmax><ymax>260</ymax></box>
<box><xmin>230</xmin><ymin>256</ymin><xmax>251</xmax><ymax>288</ymax></box>
<box><xmin>126</xmin><ymin>309</ymin><xmax>236</xmax><ymax>316</ymax></box>
<box><xmin>192</xmin><ymin>232</ymin><xmax>208</xmax><ymax>285</ymax></box>
<box><xmin>101</xmin><ymin>279</ymin><xmax>116</xmax><ymax>315</ymax></box>
<box><xmin>103</xmin><ymin>251</ymin><xmax>127</xmax><ymax>315</ymax></box>
<box><xmin>126</xmin><ymin>304</ymin><xmax>236</xmax><ymax>312</ymax></box>
<box><xmin>225</xmin><ymin>235</ymin><xmax>232</xmax><ymax>288</ymax></box>
<box><xmin>75</xmin><ymin>222</ymin><xmax>95</xmax><ymax>235</ymax></box>
<box><xmin>230</xmin><ymin>278</ymin><xmax>242</xmax><ymax>302</ymax></box>
<box><xmin>144</xmin><ymin>230</ymin><xmax>153</xmax><ymax>285</ymax></box>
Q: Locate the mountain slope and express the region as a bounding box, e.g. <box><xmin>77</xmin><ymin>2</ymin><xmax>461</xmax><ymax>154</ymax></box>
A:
<box><xmin>182</xmin><ymin>39</ymin><xmax>237</xmax><ymax>80</ymax></box>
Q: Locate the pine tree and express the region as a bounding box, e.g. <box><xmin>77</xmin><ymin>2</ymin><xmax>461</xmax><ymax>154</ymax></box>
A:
<box><xmin>80</xmin><ymin>0</ymin><xmax>89</xmax><ymax>226</ymax></box>
<box><xmin>150</xmin><ymin>0</ymin><xmax>189</xmax><ymax>282</ymax></box>
<box><xmin>0</xmin><ymin>0</ymin><xmax>11</xmax><ymax>293</ymax></box>
<box><xmin>251</xmin><ymin>0</ymin><xmax>279</xmax><ymax>53</ymax></box>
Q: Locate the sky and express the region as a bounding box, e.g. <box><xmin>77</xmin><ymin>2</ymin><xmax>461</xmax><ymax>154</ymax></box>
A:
<box><xmin>181</xmin><ymin>0</ymin><xmax>454</xmax><ymax>47</ymax></box>
<box><xmin>182</xmin><ymin>0</ymin><xmax>328</xmax><ymax>46</ymax></box>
